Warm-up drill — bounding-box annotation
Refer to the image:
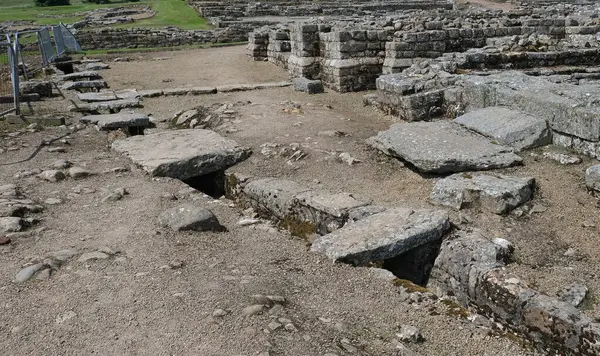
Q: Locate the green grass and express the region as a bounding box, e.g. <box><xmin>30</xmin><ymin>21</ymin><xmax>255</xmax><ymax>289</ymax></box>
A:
<box><xmin>0</xmin><ymin>0</ymin><xmax>210</xmax><ymax>30</ymax></box>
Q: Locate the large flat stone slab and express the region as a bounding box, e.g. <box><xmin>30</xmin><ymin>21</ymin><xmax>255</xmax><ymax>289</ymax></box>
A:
<box><xmin>111</xmin><ymin>129</ymin><xmax>252</xmax><ymax>180</ymax></box>
<box><xmin>59</xmin><ymin>71</ymin><xmax>102</xmax><ymax>81</ymax></box>
<box><xmin>430</xmin><ymin>173</ymin><xmax>535</xmax><ymax>214</ymax></box>
<box><xmin>79</xmin><ymin>112</ymin><xmax>150</xmax><ymax>130</ymax></box>
<box><xmin>77</xmin><ymin>89</ymin><xmax>139</xmax><ymax>102</ymax></box>
<box><xmin>311</xmin><ymin>208</ymin><xmax>450</xmax><ymax>265</ymax></box>
<box><xmin>367</xmin><ymin>121</ymin><xmax>523</xmax><ymax>174</ymax></box>
<box><xmin>454</xmin><ymin>107</ymin><xmax>551</xmax><ymax>151</ymax></box>
<box><xmin>61</xmin><ymin>80</ymin><xmax>108</xmax><ymax>91</ymax></box>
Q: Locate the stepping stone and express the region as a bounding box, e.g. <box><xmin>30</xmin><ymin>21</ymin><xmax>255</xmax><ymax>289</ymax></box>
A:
<box><xmin>430</xmin><ymin>173</ymin><xmax>535</xmax><ymax>214</ymax></box>
<box><xmin>69</xmin><ymin>98</ymin><xmax>142</xmax><ymax>113</ymax></box>
<box><xmin>59</xmin><ymin>71</ymin><xmax>102</xmax><ymax>81</ymax></box>
<box><xmin>216</xmin><ymin>82</ymin><xmax>292</xmax><ymax>93</ymax></box>
<box><xmin>111</xmin><ymin>129</ymin><xmax>252</xmax><ymax>180</ymax></box>
<box><xmin>367</xmin><ymin>121</ymin><xmax>522</xmax><ymax>174</ymax></box>
<box><xmin>311</xmin><ymin>208</ymin><xmax>450</xmax><ymax>265</ymax></box>
<box><xmin>77</xmin><ymin>89</ymin><xmax>139</xmax><ymax>102</ymax></box>
<box><xmin>85</xmin><ymin>63</ymin><xmax>110</xmax><ymax>71</ymax></box>
<box><xmin>454</xmin><ymin>107</ymin><xmax>551</xmax><ymax>151</ymax></box>
<box><xmin>61</xmin><ymin>80</ymin><xmax>108</xmax><ymax>91</ymax></box>
<box><xmin>80</xmin><ymin>112</ymin><xmax>150</xmax><ymax>130</ymax></box>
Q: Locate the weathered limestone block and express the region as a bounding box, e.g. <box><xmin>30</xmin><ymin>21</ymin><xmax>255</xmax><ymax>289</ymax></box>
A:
<box><xmin>111</xmin><ymin>129</ymin><xmax>252</xmax><ymax>180</ymax></box>
<box><xmin>293</xmin><ymin>77</ymin><xmax>324</xmax><ymax>94</ymax></box>
<box><xmin>79</xmin><ymin>112</ymin><xmax>150</xmax><ymax>130</ymax></box>
<box><xmin>59</xmin><ymin>71</ymin><xmax>102</xmax><ymax>81</ymax></box>
<box><xmin>454</xmin><ymin>107</ymin><xmax>551</xmax><ymax>151</ymax></box>
<box><xmin>158</xmin><ymin>203</ymin><xmax>223</xmax><ymax>232</ymax></box>
<box><xmin>367</xmin><ymin>121</ymin><xmax>523</xmax><ymax>174</ymax></box>
<box><xmin>311</xmin><ymin>208</ymin><xmax>450</xmax><ymax>265</ymax></box>
<box><xmin>291</xmin><ymin>191</ymin><xmax>367</xmax><ymax>234</ymax></box>
<box><xmin>430</xmin><ymin>173</ymin><xmax>535</xmax><ymax>214</ymax></box>
<box><xmin>69</xmin><ymin>98</ymin><xmax>142</xmax><ymax>114</ymax></box>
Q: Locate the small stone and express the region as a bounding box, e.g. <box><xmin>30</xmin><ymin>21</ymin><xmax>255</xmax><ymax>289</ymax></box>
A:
<box><xmin>284</xmin><ymin>323</ymin><xmax>298</xmax><ymax>332</ymax></box>
<box><xmin>529</xmin><ymin>204</ymin><xmax>548</xmax><ymax>214</ymax></box>
<box><xmin>212</xmin><ymin>309</ymin><xmax>228</xmax><ymax>317</ymax></box>
<box><xmin>0</xmin><ymin>217</ymin><xmax>22</xmax><ymax>234</ymax></box>
<box><xmin>68</xmin><ymin>167</ymin><xmax>95</xmax><ymax>179</ymax></box>
<box><xmin>268</xmin><ymin>304</ymin><xmax>284</xmax><ymax>316</ymax></box>
<box><xmin>102</xmin><ymin>192</ymin><xmax>123</xmax><ymax>202</ymax></box>
<box><xmin>50</xmin><ymin>249</ymin><xmax>77</xmax><ymax>262</ymax></box>
<box><xmin>15</xmin><ymin>263</ymin><xmax>45</xmax><ymax>283</ymax></box>
<box><xmin>55</xmin><ymin>311</ymin><xmax>77</xmax><ymax>324</ymax></box>
<box><xmin>49</xmin><ymin>159</ymin><xmax>72</xmax><ymax>169</ymax></box>
<box><xmin>237</xmin><ymin>218</ymin><xmax>261</xmax><ymax>226</ymax></box>
<box><xmin>44</xmin><ymin>198</ymin><xmax>63</xmax><ymax>205</ymax></box>
<box><xmin>11</xmin><ymin>326</ymin><xmax>23</xmax><ymax>334</ymax></box>
<box><xmin>113</xmin><ymin>187</ymin><xmax>128</xmax><ymax>196</ymax></box>
<box><xmin>78</xmin><ymin>251</ymin><xmax>110</xmax><ymax>263</ymax></box>
<box><xmin>161</xmin><ymin>193</ymin><xmax>178</xmax><ymax>201</ymax></box>
<box><xmin>0</xmin><ymin>236</ymin><xmax>11</xmax><ymax>245</ymax></box>
<box><xmin>396</xmin><ymin>325</ymin><xmax>424</xmax><ymax>343</ymax></box>
<box><xmin>268</xmin><ymin>321</ymin><xmax>282</xmax><ymax>331</ymax></box>
<box><xmin>338</xmin><ymin>152</ymin><xmax>361</xmax><ymax>165</ymax></box>
<box><xmin>564</xmin><ymin>248</ymin><xmax>577</xmax><ymax>257</ymax></box>
<box><xmin>158</xmin><ymin>204</ymin><xmax>223</xmax><ymax>232</ymax></box>
<box><xmin>47</xmin><ymin>147</ymin><xmax>66</xmax><ymax>153</ymax></box>
<box><xmin>266</xmin><ymin>295</ymin><xmax>286</xmax><ymax>304</ymax></box>
<box><xmin>542</xmin><ymin>151</ymin><xmax>581</xmax><ymax>165</ymax></box>
<box><xmin>243</xmin><ymin>304</ymin><xmax>265</xmax><ymax>316</ymax></box>
<box><xmin>38</xmin><ymin>170</ymin><xmax>66</xmax><ymax>183</ymax></box>
<box><xmin>168</xmin><ymin>260</ymin><xmax>183</xmax><ymax>269</ymax></box>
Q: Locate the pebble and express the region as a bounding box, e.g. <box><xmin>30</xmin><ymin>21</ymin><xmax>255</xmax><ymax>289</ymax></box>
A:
<box><xmin>49</xmin><ymin>159</ymin><xmax>72</xmax><ymax>169</ymax></box>
<box><xmin>339</xmin><ymin>152</ymin><xmax>361</xmax><ymax>165</ymax></box>
<box><xmin>396</xmin><ymin>325</ymin><xmax>424</xmax><ymax>343</ymax></box>
<box><xmin>15</xmin><ymin>263</ymin><xmax>45</xmax><ymax>283</ymax></box>
<box><xmin>44</xmin><ymin>198</ymin><xmax>63</xmax><ymax>205</ymax></box>
<box><xmin>268</xmin><ymin>304</ymin><xmax>284</xmax><ymax>316</ymax></box>
<box><xmin>237</xmin><ymin>218</ymin><xmax>261</xmax><ymax>226</ymax></box>
<box><xmin>51</xmin><ymin>249</ymin><xmax>78</xmax><ymax>262</ymax></box>
<box><xmin>268</xmin><ymin>321</ymin><xmax>282</xmax><ymax>331</ymax></box>
<box><xmin>35</xmin><ymin>268</ymin><xmax>52</xmax><ymax>280</ymax></box>
<box><xmin>47</xmin><ymin>147</ymin><xmax>66</xmax><ymax>153</ymax></box>
<box><xmin>11</xmin><ymin>326</ymin><xmax>23</xmax><ymax>334</ymax></box>
<box><xmin>102</xmin><ymin>192</ymin><xmax>123</xmax><ymax>202</ymax></box>
<box><xmin>38</xmin><ymin>170</ymin><xmax>66</xmax><ymax>183</ymax></box>
<box><xmin>212</xmin><ymin>309</ymin><xmax>228</xmax><ymax>317</ymax></box>
<box><xmin>78</xmin><ymin>251</ymin><xmax>110</xmax><ymax>263</ymax></box>
<box><xmin>68</xmin><ymin>167</ymin><xmax>95</xmax><ymax>179</ymax></box>
<box><xmin>266</xmin><ymin>295</ymin><xmax>286</xmax><ymax>304</ymax></box>
<box><xmin>284</xmin><ymin>323</ymin><xmax>298</xmax><ymax>332</ymax></box>
<box><xmin>242</xmin><ymin>304</ymin><xmax>265</xmax><ymax>316</ymax></box>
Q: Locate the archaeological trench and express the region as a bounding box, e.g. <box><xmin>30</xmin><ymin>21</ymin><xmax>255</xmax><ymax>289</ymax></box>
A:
<box><xmin>6</xmin><ymin>0</ymin><xmax>600</xmax><ymax>355</ymax></box>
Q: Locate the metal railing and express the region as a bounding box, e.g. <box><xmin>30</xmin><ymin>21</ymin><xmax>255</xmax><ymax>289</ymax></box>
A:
<box><xmin>0</xmin><ymin>41</ymin><xmax>19</xmax><ymax>116</ymax></box>
<box><xmin>0</xmin><ymin>23</ymin><xmax>82</xmax><ymax>117</ymax></box>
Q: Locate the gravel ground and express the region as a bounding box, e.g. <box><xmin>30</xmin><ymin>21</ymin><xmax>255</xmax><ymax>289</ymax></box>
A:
<box><xmin>1</xmin><ymin>44</ymin><xmax>596</xmax><ymax>355</ymax></box>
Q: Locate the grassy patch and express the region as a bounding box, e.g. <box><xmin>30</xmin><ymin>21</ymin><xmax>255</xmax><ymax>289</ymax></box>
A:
<box><xmin>0</xmin><ymin>0</ymin><xmax>210</xmax><ymax>30</ymax></box>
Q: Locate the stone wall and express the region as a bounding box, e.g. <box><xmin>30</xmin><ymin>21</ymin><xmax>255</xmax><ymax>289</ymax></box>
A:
<box><xmin>77</xmin><ymin>26</ymin><xmax>249</xmax><ymax>50</ymax></box>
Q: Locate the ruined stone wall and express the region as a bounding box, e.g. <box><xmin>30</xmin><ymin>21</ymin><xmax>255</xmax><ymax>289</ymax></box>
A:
<box><xmin>77</xmin><ymin>27</ymin><xmax>249</xmax><ymax>50</ymax></box>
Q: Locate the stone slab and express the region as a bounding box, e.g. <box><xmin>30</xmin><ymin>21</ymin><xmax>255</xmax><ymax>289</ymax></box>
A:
<box><xmin>77</xmin><ymin>89</ymin><xmax>139</xmax><ymax>102</ymax></box>
<box><xmin>216</xmin><ymin>82</ymin><xmax>292</xmax><ymax>93</ymax></box>
<box><xmin>242</xmin><ymin>178</ymin><xmax>311</xmax><ymax>219</ymax></box>
<box><xmin>454</xmin><ymin>107</ymin><xmax>551</xmax><ymax>151</ymax></box>
<box><xmin>430</xmin><ymin>173</ymin><xmax>535</xmax><ymax>214</ymax></box>
<box><xmin>61</xmin><ymin>80</ymin><xmax>108</xmax><ymax>91</ymax></box>
<box><xmin>69</xmin><ymin>98</ymin><xmax>142</xmax><ymax>113</ymax></box>
<box><xmin>311</xmin><ymin>208</ymin><xmax>450</xmax><ymax>265</ymax></box>
<box><xmin>111</xmin><ymin>129</ymin><xmax>252</xmax><ymax>180</ymax></box>
<box><xmin>59</xmin><ymin>71</ymin><xmax>102</xmax><ymax>81</ymax></box>
<box><xmin>80</xmin><ymin>112</ymin><xmax>150</xmax><ymax>129</ymax></box>
<box><xmin>367</xmin><ymin>121</ymin><xmax>522</xmax><ymax>174</ymax></box>
<box><xmin>293</xmin><ymin>77</ymin><xmax>324</xmax><ymax>94</ymax></box>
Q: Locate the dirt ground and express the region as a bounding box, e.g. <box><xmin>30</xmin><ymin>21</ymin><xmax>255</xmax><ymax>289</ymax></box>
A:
<box><xmin>1</xmin><ymin>44</ymin><xmax>597</xmax><ymax>355</ymax></box>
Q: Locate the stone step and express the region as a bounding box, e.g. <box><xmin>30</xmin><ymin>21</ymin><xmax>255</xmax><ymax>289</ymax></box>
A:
<box><xmin>79</xmin><ymin>112</ymin><xmax>150</xmax><ymax>130</ymax></box>
<box><xmin>311</xmin><ymin>208</ymin><xmax>450</xmax><ymax>265</ymax></box>
<box><xmin>111</xmin><ymin>129</ymin><xmax>252</xmax><ymax>180</ymax></box>
<box><xmin>69</xmin><ymin>98</ymin><xmax>142</xmax><ymax>114</ymax></box>
<box><xmin>367</xmin><ymin>121</ymin><xmax>523</xmax><ymax>174</ymax></box>
<box><xmin>453</xmin><ymin>106</ymin><xmax>551</xmax><ymax>151</ymax></box>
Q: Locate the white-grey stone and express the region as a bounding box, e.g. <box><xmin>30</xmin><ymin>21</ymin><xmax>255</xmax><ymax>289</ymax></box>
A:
<box><xmin>558</xmin><ymin>282</ymin><xmax>588</xmax><ymax>307</ymax></box>
<box><xmin>367</xmin><ymin>121</ymin><xmax>522</xmax><ymax>174</ymax></box>
<box><xmin>293</xmin><ymin>77</ymin><xmax>324</xmax><ymax>94</ymax></box>
<box><xmin>49</xmin><ymin>159</ymin><xmax>72</xmax><ymax>169</ymax></box>
<box><xmin>159</xmin><ymin>204</ymin><xmax>223</xmax><ymax>232</ymax></box>
<box><xmin>38</xmin><ymin>170</ymin><xmax>66</xmax><ymax>182</ymax></box>
<box><xmin>396</xmin><ymin>325</ymin><xmax>424</xmax><ymax>343</ymax></box>
<box><xmin>0</xmin><ymin>217</ymin><xmax>22</xmax><ymax>233</ymax></box>
<box><xmin>15</xmin><ymin>263</ymin><xmax>45</xmax><ymax>283</ymax></box>
<box><xmin>80</xmin><ymin>112</ymin><xmax>149</xmax><ymax>130</ymax></box>
<box><xmin>454</xmin><ymin>107</ymin><xmax>551</xmax><ymax>151</ymax></box>
<box><xmin>242</xmin><ymin>304</ymin><xmax>265</xmax><ymax>316</ymax></box>
<box><xmin>44</xmin><ymin>198</ymin><xmax>63</xmax><ymax>205</ymax></box>
<box><xmin>59</xmin><ymin>71</ymin><xmax>102</xmax><ymax>81</ymax></box>
<box><xmin>243</xmin><ymin>178</ymin><xmax>311</xmax><ymax>219</ymax></box>
<box><xmin>111</xmin><ymin>129</ymin><xmax>251</xmax><ymax>180</ymax></box>
<box><xmin>311</xmin><ymin>208</ymin><xmax>450</xmax><ymax>265</ymax></box>
<box><xmin>68</xmin><ymin>166</ymin><xmax>96</xmax><ymax>179</ymax></box>
<box><xmin>430</xmin><ymin>173</ymin><xmax>535</xmax><ymax>214</ymax></box>
<box><xmin>69</xmin><ymin>98</ymin><xmax>141</xmax><ymax>113</ymax></box>
<box><xmin>585</xmin><ymin>165</ymin><xmax>600</xmax><ymax>192</ymax></box>
<box><xmin>77</xmin><ymin>89</ymin><xmax>138</xmax><ymax>102</ymax></box>
<box><xmin>85</xmin><ymin>62</ymin><xmax>110</xmax><ymax>71</ymax></box>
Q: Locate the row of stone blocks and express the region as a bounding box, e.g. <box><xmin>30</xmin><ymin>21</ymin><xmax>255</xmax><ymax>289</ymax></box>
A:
<box><xmin>223</xmin><ymin>171</ymin><xmax>600</xmax><ymax>354</ymax></box>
